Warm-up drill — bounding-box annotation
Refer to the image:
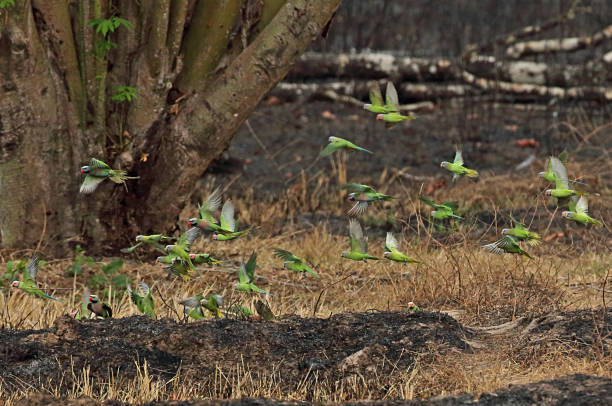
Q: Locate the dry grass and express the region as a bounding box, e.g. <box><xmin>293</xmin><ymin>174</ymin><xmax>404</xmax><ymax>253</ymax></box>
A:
<box><xmin>0</xmin><ymin>147</ymin><xmax>610</xmax><ymax>404</ymax></box>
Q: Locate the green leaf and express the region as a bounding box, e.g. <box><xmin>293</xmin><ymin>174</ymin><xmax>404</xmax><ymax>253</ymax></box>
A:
<box><xmin>101</xmin><ymin>259</ymin><xmax>123</xmax><ymax>275</ymax></box>
<box><xmin>90</xmin><ymin>274</ymin><xmax>107</xmax><ymax>289</ymax></box>
<box><xmin>111</xmin><ymin>274</ymin><xmax>130</xmax><ymax>289</ymax></box>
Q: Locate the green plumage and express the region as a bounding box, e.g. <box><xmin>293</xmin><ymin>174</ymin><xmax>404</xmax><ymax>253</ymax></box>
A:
<box><xmin>234</xmin><ymin>253</ymin><xmax>272</xmax><ymax>295</ymax></box>
<box><xmin>363</xmin><ymin>82</ymin><xmax>399</xmax><ymax>114</ymax></box>
<box><xmin>320</xmin><ymin>136</ymin><xmax>373</xmax><ymax>157</ymax></box>
<box><xmin>440</xmin><ymin>150</ymin><xmax>478</xmax><ymax>181</ymax></box>
<box><xmin>419</xmin><ymin>195</ymin><xmax>462</xmax><ymax>220</ymax></box>
<box><xmin>562</xmin><ymin>196</ymin><xmax>602</xmax><ymax>227</ymax></box>
<box><xmin>11</xmin><ymin>257</ymin><xmax>61</xmax><ymax>302</ymax></box>
<box><xmin>79</xmin><ymin>158</ymin><xmax>138</xmax><ymax>194</ymax></box>
<box><xmin>342</xmin><ymin>183</ymin><xmax>394</xmax><ymax>216</ymax></box>
<box><xmin>501</xmin><ymin>217</ymin><xmax>541</xmax><ymax>246</ymax></box>
<box><xmin>121</xmin><ymin>234</ymin><xmax>175</xmax><ymax>254</ymax></box>
<box><xmin>384</xmin><ymin>233</ymin><xmax>420</xmax><ymax>264</ymax></box>
<box><xmin>274</xmin><ymin>248</ymin><xmax>319</xmax><ymax>278</ymax></box>
<box><xmin>482</xmin><ymin>235</ymin><xmax>533</xmax><ymax>259</ymax></box>
<box><xmin>128</xmin><ymin>282</ymin><xmax>156</xmax><ymax>318</ymax></box>
<box><xmin>342</xmin><ymin>219</ymin><xmax>379</xmax><ymax>261</ymax></box>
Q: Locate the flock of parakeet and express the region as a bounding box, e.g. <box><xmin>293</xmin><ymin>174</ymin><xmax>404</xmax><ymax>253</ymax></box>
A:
<box><xmin>9</xmin><ymin>82</ymin><xmax>604</xmax><ymax>321</ymax></box>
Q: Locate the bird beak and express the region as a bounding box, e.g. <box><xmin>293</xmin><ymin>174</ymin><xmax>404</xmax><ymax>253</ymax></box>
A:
<box><xmin>187</xmin><ymin>221</ymin><xmax>192</xmax><ymax>227</ymax></box>
<box><xmin>80</xmin><ymin>168</ymin><xmax>84</xmax><ymax>173</ymax></box>
<box><xmin>376</xmin><ymin>114</ymin><xmax>383</xmax><ymax>120</ymax></box>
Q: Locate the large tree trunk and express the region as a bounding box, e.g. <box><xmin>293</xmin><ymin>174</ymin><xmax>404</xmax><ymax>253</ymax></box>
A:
<box><xmin>0</xmin><ymin>0</ymin><xmax>341</xmax><ymax>253</ymax></box>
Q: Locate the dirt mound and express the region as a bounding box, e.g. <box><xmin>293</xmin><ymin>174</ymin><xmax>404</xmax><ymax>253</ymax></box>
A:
<box><xmin>1</xmin><ymin>311</ymin><xmax>471</xmax><ymax>395</ymax></box>
<box><xmin>17</xmin><ymin>374</ymin><xmax>612</xmax><ymax>405</ymax></box>
<box><xmin>519</xmin><ymin>308</ymin><xmax>612</xmax><ymax>355</ymax></box>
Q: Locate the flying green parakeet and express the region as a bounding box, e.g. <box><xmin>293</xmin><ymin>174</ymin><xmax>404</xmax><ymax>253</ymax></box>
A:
<box><xmin>501</xmin><ymin>216</ymin><xmax>541</xmax><ymax>246</ymax></box>
<box><xmin>539</xmin><ymin>151</ymin><xmax>586</xmax><ymax>186</ymax></box>
<box><xmin>234</xmin><ymin>253</ymin><xmax>272</xmax><ymax>295</ymax></box>
<box><xmin>200</xmin><ymin>294</ymin><xmax>224</xmax><ymax>318</ymax></box>
<box><xmin>189</xmin><ymin>253</ymin><xmax>222</xmax><ymax>265</ymax></box>
<box><xmin>212</xmin><ymin>200</ymin><xmax>250</xmax><ymax>241</ymax></box>
<box><xmin>179</xmin><ymin>295</ymin><xmax>206</xmax><ymax>320</ymax></box>
<box><xmin>363</xmin><ymin>82</ymin><xmax>399</xmax><ymax>114</ymax></box>
<box><xmin>419</xmin><ymin>196</ymin><xmax>462</xmax><ymax>220</ymax></box>
<box><xmin>440</xmin><ymin>150</ymin><xmax>478</xmax><ymax>181</ymax></box>
<box><xmin>342</xmin><ymin>183</ymin><xmax>394</xmax><ymax>216</ymax></box>
<box><xmin>562</xmin><ymin>196</ymin><xmax>602</xmax><ymax>227</ymax></box>
<box><xmin>188</xmin><ymin>187</ymin><xmax>237</xmax><ymax>237</ymax></box>
<box><xmin>482</xmin><ymin>235</ymin><xmax>533</xmax><ymax>259</ymax></box>
<box><xmin>383</xmin><ymin>233</ymin><xmax>420</xmax><ymax>264</ymax></box>
<box><xmin>544</xmin><ymin>157</ymin><xmax>586</xmax><ymax>208</ymax></box>
<box><xmin>11</xmin><ymin>256</ymin><xmax>61</xmax><ymax>301</ymax></box>
<box><xmin>371</xmin><ymin>82</ymin><xmax>415</xmax><ymax>128</ymax></box>
<box><xmin>273</xmin><ymin>248</ymin><xmax>319</xmax><ymax>278</ymax></box>
<box><xmin>320</xmin><ymin>136</ymin><xmax>373</xmax><ymax>157</ymax></box>
<box><xmin>79</xmin><ymin>158</ymin><xmax>138</xmax><ymax>194</ymax></box>
<box><xmin>163</xmin><ymin>227</ymin><xmax>200</xmax><ymax>280</ymax></box>
<box><xmin>127</xmin><ymin>282</ymin><xmax>156</xmax><ymax>318</ymax></box>
<box><xmin>342</xmin><ymin>219</ymin><xmax>380</xmax><ymax>262</ymax></box>
<box><xmin>121</xmin><ymin>234</ymin><xmax>176</xmax><ymax>254</ymax></box>
<box><xmin>87</xmin><ymin>294</ymin><xmax>113</xmax><ymax>318</ymax></box>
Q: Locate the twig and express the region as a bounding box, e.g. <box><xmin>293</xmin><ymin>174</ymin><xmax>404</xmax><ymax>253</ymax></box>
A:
<box><xmin>156</xmin><ymin>286</ymin><xmax>181</xmax><ymax>320</ymax></box>
<box><xmin>312</xmin><ymin>273</ymin><xmax>353</xmax><ymax>317</ymax></box>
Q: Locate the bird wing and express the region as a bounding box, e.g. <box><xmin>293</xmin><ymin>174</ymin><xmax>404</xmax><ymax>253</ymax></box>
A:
<box><xmin>120</xmin><ymin>242</ymin><xmax>143</xmax><ymax>253</ymax></box>
<box><xmin>347</xmin><ymin>201</ymin><xmax>369</xmax><ymax>217</ymax></box>
<box><xmin>442</xmin><ymin>201</ymin><xmax>459</xmax><ymax>211</ymax></box>
<box><xmin>320</xmin><ymin>142</ymin><xmax>340</xmax><ymax>157</ymax></box>
<box><xmin>219</xmin><ymin>200</ymin><xmax>236</xmax><ymax>231</ymax></box>
<box><xmin>349</xmin><ymin>219</ymin><xmax>367</xmax><ymax>253</ymax></box>
<box><xmin>244</xmin><ymin>252</ymin><xmax>257</xmax><ymax>281</ymax></box>
<box><xmin>510</xmin><ymin>215</ymin><xmax>527</xmax><ymax>230</ymax></box>
<box><xmin>369</xmin><ymin>83</ymin><xmax>383</xmax><ymax>106</ymax></box>
<box><xmin>238</xmin><ymin>260</ymin><xmax>250</xmax><ymax>284</ymax></box>
<box><xmin>453</xmin><ymin>150</ymin><xmax>464</xmax><ymax>165</ymax></box>
<box><xmin>138</xmin><ymin>282</ymin><xmax>150</xmax><ymax>296</ymax></box>
<box><xmin>26</xmin><ymin>256</ymin><xmax>39</xmax><ymax>282</ymax></box>
<box><xmin>199</xmin><ymin>187</ymin><xmax>222</xmax><ymax>223</ymax></box>
<box><xmin>575</xmin><ymin>195</ymin><xmax>588</xmax><ymax>214</ymax></box>
<box><xmin>273</xmin><ymin>248</ymin><xmax>300</xmax><ymax>263</ymax></box>
<box><xmin>80</xmin><ymin>175</ymin><xmax>106</xmax><ymax>194</ymax></box>
<box><xmin>550</xmin><ymin>157</ymin><xmax>569</xmax><ymax>190</ymax></box>
<box><xmin>341</xmin><ymin>183</ymin><xmax>374</xmax><ymax>193</ymax></box>
<box><xmin>419</xmin><ymin>195</ymin><xmax>438</xmax><ymax>209</ymax></box>
<box><xmin>568</xmin><ymin>195</ymin><xmax>578</xmax><ymax>212</ymax></box>
<box><xmin>384</xmin><ymin>81</ymin><xmax>400</xmax><ymax>112</ymax></box>
<box><xmin>557</xmin><ymin>150</ymin><xmax>569</xmax><ymax>163</ymax></box>
<box><xmin>179</xmin><ymin>296</ymin><xmax>200</xmax><ymax>309</ymax></box>
<box><xmin>482</xmin><ymin>236</ymin><xmax>516</xmax><ymax>254</ymax></box>
<box><xmin>89</xmin><ymin>158</ymin><xmax>110</xmax><ymax>169</ymax></box>
<box><xmin>385</xmin><ymin>232</ymin><xmax>398</xmax><ymax>251</ymax></box>
<box><xmin>177</xmin><ymin>227</ymin><xmax>200</xmax><ymax>250</ymax></box>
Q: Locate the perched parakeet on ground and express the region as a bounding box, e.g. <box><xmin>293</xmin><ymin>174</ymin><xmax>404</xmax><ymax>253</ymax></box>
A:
<box><xmin>342</xmin><ymin>183</ymin><xmax>394</xmax><ymax>216</ymax></box>
<box><xmin>502</xmin><ymin>216</ymin><xmax>541</xmax><ymax>246</ymax></box>
<box><xmin>127</xmin><ymin>282</ymin><xmax>156</xmax><ymax>318</ymax></box>
<box><xmin>188</xmin><ymin>187</ymin><xmax>236</xmax><ymax>237</ymax></box>
<box><xmin>544</xmin><ymin>157</ymin><xmax>586</xmax><ymax>207</ymax></box>
<box><xmin>407</xmin><ymin>301</ymin><xmax>420</xmax><ymax>312</ymax></box>
<box><xmin>225</xmin><ymin>305</ymin><xmax>254</xmax><ymax>319</ymax></box>
<box><xmin>212</xmin><ymin>200</ymin><xmax>249</xmax><ymax>241</ymax></box>
<box><xmin>482</xmin><ymin>235</ymin><xmax>533</xmax><ymax>259</ymax></box>
<box><xmin>320</xmin><ymin>136</ymin><xmax>373</xmax><ymax>157</ymax></box>
<box><xmin>200</xmin><ymin>294</ymin><xmax>224</xmax><ymax>318</ymax></box>
<box><xmin>79</xmin><ymin>158</ymin><xmax>138</xmax><ymax>194</ymax></box>
<box><xmin>121</xmin><ymin>234</ymin><xmax>176</xmax><ymax>254</ymax></box>
<box><xmin>562</xmin><ymin>196</ymin><xmax>603</xmax><ymax>227</ymax></box>
<box><xmin>189</xmin><ymin>253</ymin><xmax>222</xmax><ymax>265</ymax></box>
<box><xmin>234</xmin><ymin>253</ymin><xmax>272</xmax><ymax>295</ymax></box>
<box><xmin>255</xmin><ymin>300</ymin><xmax>275</xmax><ymax>321</ymax></box>
<box><xmin>87</xmin><ymin>294</ymin><xmax>113</xmax><ymax>318</ymax></box>
<box><xmin>383</xmin><ymin>233</ymin><xmax>420</xmax><ymax>264</ymax></box>
<box><xmin>363</xmin><ymin>82</ymin><xmax>399</xmax><ymax>114</ymax></box>
<box><xmin>11</xmin><ymin>257</ymin><xmax>60</xmax><ymax>301</ymax></box>
<box><xmin>440</xmin><ymin>150</ymin><xmax>478</xmax><ymax>181</ymax></box>
<box><xmin>273</xmin><ymin>248</ymin><xmax>319</xmax><ymax>278</ymax></box>
<box><xmin>419</xmin><ymin>196</ymin><xmax>462</xmax><ymax>220</ymax></box>
<box><xmin>342</xmin><ymin>219</ymin><xmax>379</xmax><ymax>261</ymax></box>
<box><xmin>179</xmin><ymin>295</ymin><xmax>206</xmax><ymax>320</ymax></box>
<box><xmin>163</xmin><ymin>227</ymin><xmax>200</xmax><ymax>279</ymax></box>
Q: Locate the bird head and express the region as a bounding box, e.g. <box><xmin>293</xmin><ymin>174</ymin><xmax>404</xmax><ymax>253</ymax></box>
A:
<box><xmin>561</xmin><ymin>211</ymin><xmax>571</xmax><ymax>218</ymax></box>
<box><xmin>11</xmin><ymin>280</ymin><xmax>19</xmax><ymax>288</ymax></box>
<box><xmin>328</xmin><ymin>136</ymin><xmax>336</xmax><ymax>143</ymax></box>
<box><xmin>407</xmin><ymin>301</ymin><xmax>416</xmax><ymax>308</ymax></box>
<box><xmin>544</xmin><ymin>189</ymin><xmax>552</xmax><ymax>196</ymax></box>
<box><xmin>189</xmin><ymin>253</ymin><xmax>196</xmax><ymax>259</ymax></box>
<box><xmin>363</xmin><ymin>104</ymin><xmax>371</xmax><ymax>110</ymax></box>
<box><xmin>165</xmin><ymin>244</ymin><xmax>174</xmax><ymax>252</ymax></box>
<box><xmin>376</xmin><ymin>114</ymin><xmax>384</xmax><ymax>120</ymax></box>
<box><xmin>347</xmin><ymin>193</ymin><xmax>356</xmax><ymax>202</ymax></box>
<box><xmin>69</xmin><ymin>311</ymin><xmax>78</xmax><ymax>318</ymax></box>
<box><xmin>89</xmin><ymin>295</ymin><xmax>99</xmax><ymax>303</ymax></box>
<box><xmin>341</xmin><ymin>251</ymin><xmax>348</xmax><ymax>258</ymax></box>
<box><xmin>199</xmin><ymin>298</ymin><xmax>208</xmax><ymax>306</ymax></box>
<box><xmin>383</xmin><ymin>251</ymin><xmax>391</xmax><ymax>258</ymax></box>
<box><xmin>80</xmin><ymin>166</ymin><xmax>90</xmax><ymax>174</ymax></box>
<box><xmin>212</xmin><ymin>234</ymin><xmax>218</xmax><ymax>240</ymax></box>
<box><xmin>431</xmin><ymin>210</ymin><xmax>437</xmax><ymax>217</ymax></box>
<box><xmin>282</xmin><ymin>261</ymin><xmax>289</xmax><ymax>269</ymax></box>
<box><xmin>501</xmin><ymin>228</ymin><xmax>510</xmax><ymax>235</ymax></box>
<box><xmin>187</xmin><ymin>218</ymin><xmax>198</xmax><ymax>227</ymax></box>
<box><xmin>440</xmin><ymin>161</ymin><xmax>449</xmax><ymax>168</ymax></box>
<box><xmin>135</xmin><ymin>235</ymin><xmax>144</xmax><ymax>241</ymax></box>
<box><xmin>537</xmin><ymin>171</ymin><xmax>546</xmax><ymax>178</ymax></box>
<box><xmin>155</xmin><ymin>256</ymin><xmax>165</xmax><ymax>263</ymax></box>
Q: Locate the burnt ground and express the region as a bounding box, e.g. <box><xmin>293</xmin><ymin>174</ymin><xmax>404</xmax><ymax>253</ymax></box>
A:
<box><xmin>3</xmin><ymin>308</ymin><xmax>612</xmax><ymax>404</ymax></box>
